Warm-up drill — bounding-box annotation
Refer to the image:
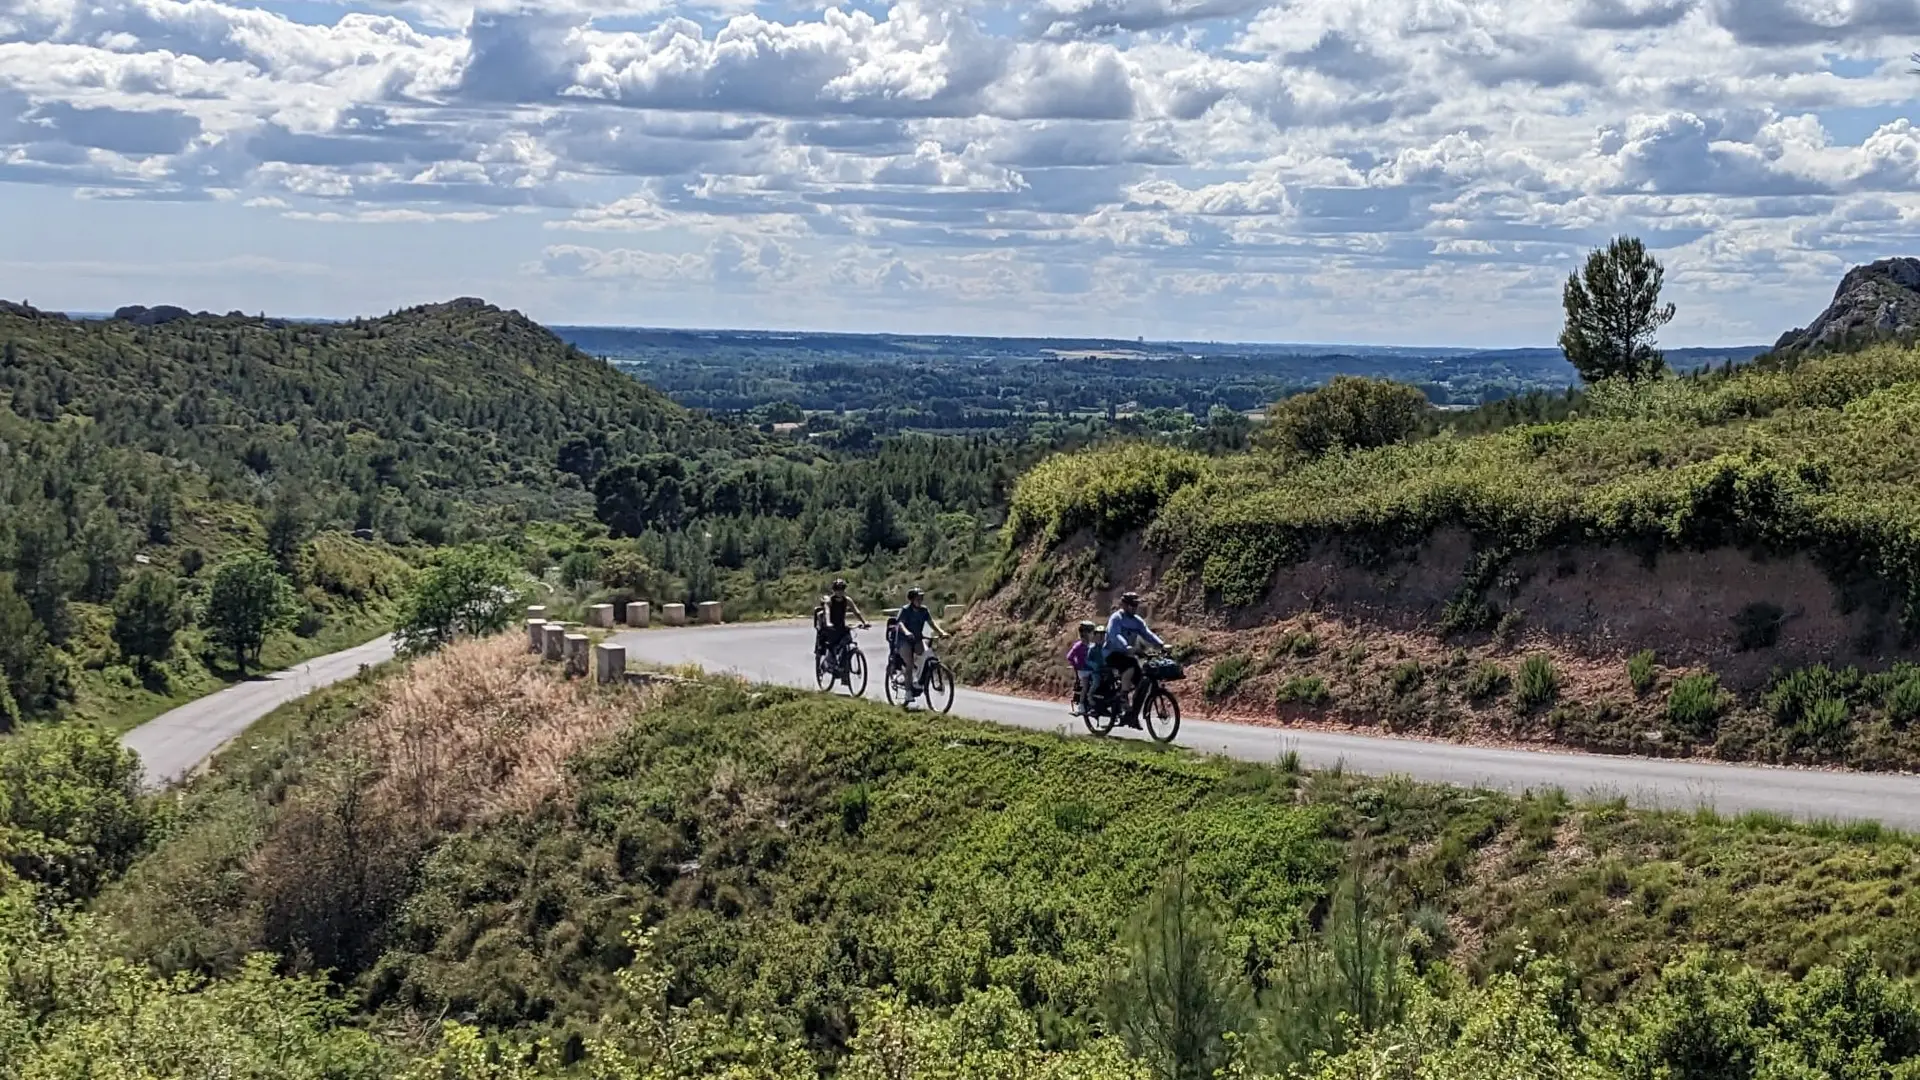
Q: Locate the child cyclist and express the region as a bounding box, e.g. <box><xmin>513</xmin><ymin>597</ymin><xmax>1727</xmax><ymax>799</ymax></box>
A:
<box><xmin>1066</xmin><ymin>620</ymin><xmax>1096</xmax><ymax>714</ymax></box>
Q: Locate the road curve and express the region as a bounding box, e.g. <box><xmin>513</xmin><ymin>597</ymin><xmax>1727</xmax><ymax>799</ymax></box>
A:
<box><xmin>616</xmin><ymin>621</ymin><xmax>1920</xmax><ymax>829</ymax></box>
<box><xmin>121</xmin><ymin>634</ymin><xmax>397</xmax><ymax>787</ymax></box>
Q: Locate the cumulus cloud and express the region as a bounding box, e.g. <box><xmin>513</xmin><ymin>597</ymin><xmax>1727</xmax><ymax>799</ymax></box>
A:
<box><xmin>1</xmin><ymin>0</ymin><xmax>1919</xmax><ymax>340</ymax></box>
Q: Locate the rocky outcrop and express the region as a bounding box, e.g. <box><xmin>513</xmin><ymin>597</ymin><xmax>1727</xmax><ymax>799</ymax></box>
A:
<box><xmin>1773</xmin><ymin>258</ymin><xmax>1920</xmax><ymax>357</ymax></box>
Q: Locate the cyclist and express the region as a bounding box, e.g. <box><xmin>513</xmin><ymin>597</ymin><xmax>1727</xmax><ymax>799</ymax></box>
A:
<box><xmin>895</xmin><ymin>587</ymin><xmax>945</xmax><ymax>700</ymax></box>
<box><xmin>1067</xmin><ymin>620</ymin><xmax>1096</xmax><ymax>715</ymax></box>
<box><xmin>818</xmin><ymin>579</ymin><xmax>866</xmax><ymax>665</ymax></box>
<box><xmin>1105</xmin><ymin>592</ymin><xmax>1165</xmax><ymax>727</ymax></box>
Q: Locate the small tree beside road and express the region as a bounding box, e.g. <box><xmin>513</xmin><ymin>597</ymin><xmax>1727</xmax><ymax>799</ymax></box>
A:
<box><xmin>206</xmin><ymin>552</ymin><xmax>297</xmax><ymax>672</ymax></box>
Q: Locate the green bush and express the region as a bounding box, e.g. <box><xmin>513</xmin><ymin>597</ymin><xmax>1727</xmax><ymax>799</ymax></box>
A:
<box><xmin>1666</xmin><ymin>673</ymin><xmax>1727</xmax><ymax>738</ymax></box>
<box><xmin>1388</xmin><ymin>662</ymin><xmax>1425</xmax><ymax>697</ymax></box>
<box><xmin>1493</xmin><ymin>609</ymin><xmax>1525</xmax><ymax>647</ymax></box>
<box><xmin>1260</xmin><ymin>375</ymin><xmax>1429</xmax><ymax>458</ymax></box>
<box><xmin>1465</xmin><ymin>662</ymin><xmax>1510</xmax><ymax>703</ymax></box>
<box><xmin>1886</xmin><ymin>671</ymin><xmax>1920</xmax><ymax>726</ymax></box>
<box><xmin>0</xmin><ymin>723</ymin><xmax>149</xmax><ymax>900</ymax></box>
<box><xmin>1005</xmin><ymin>442</ymin><xmax>1207</xmax><ymax>548</ymax></box>
<box><xmin>1205</xmin><ymin>655</ymin><xmax>1255</xmax><ymax>702</ymax></box>
<box><xmin>1516</xmin><ymin>654</ymin><xmax>1560</xmax><ymax>711</ymax></box>
<box><xmin>1277</xmin><ymin>630</ymin><xmax>1319</xmax><ymax>658</ymax></box>
<box><xmin>1278</xmin><ymin>675</ymin><xmax>1330</xmax><ymax>706</ymax></box>
<box><xmin>1628</xmin><ymin>650</ymin><xmax>1658</xmax><ymax>696</ymax></box>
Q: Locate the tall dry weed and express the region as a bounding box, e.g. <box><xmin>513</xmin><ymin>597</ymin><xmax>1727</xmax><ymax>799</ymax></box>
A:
<box><xmin>247</xmin><ymin>633</ymin><xmax>651</xmax><ymax>972</ymax></box>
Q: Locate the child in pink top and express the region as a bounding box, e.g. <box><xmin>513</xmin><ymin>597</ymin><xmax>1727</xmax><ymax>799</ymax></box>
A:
<box><xmin>1067</xmin><ymin>620</ymin><xmax>1095</xmax><ymax>715</ymax></box>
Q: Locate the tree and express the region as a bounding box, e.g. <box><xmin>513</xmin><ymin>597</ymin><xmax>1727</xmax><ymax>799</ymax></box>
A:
<box><xmin>0</xmin><ymin>579</ymin><xmax>63</xmax><ymax>722</ymax></box>
<box><xmin>857</xmin><ymin>488</ymin><xmax>906</xmax><ymax>555</ymax></box>
<box><xmin>395</xmin><ymin>545</ymin><xmax>521</xmax><ymax>657</ymax></box>
<box><xmin>112</xmin><ymin>571</ymin><xmax>187</xmax><ymax>675</ymax></box>
<box><xmin>1102</xmin><ymin>859</ymin><xmax>1252</xmax><ymax>1080</ymax></box>
<box><xmin>265</xmin><ymin>498</ymin><xmax>308</xmax><ymax>579</ymax></box>
<box><xmin>1260</xmin><ymin>376</ymin><xmax>1429</xmax><ymax>458</ymax></box>
<box><xmin>205</xmin><ymin>552</ymin><xmax>297</xmax><ymax>671</ymax></box>
<box><xmin>1559</xmin><ymin>235</ymin><xmax>1676</xmax><ymax>383</ymax></box>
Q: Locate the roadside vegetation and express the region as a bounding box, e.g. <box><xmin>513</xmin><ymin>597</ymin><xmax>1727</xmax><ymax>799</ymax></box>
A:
<box><xmin>11</xmin><ymin>635</ymin><xmax>1920</xmax><ymax>1076</ymax></box>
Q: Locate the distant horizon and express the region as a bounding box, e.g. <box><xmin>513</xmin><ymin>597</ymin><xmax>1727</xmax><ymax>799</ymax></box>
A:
<box><xmin>49</xmin><ymin>304</ymin><xmax>1770</xmax><ymax>356</ymax></box>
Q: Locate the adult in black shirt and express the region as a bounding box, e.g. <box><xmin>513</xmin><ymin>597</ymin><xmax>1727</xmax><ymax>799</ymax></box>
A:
<box><xmin>818</xmin><ymin>578</ymin><xmax>866</xmax><ymax>657</ymax></box>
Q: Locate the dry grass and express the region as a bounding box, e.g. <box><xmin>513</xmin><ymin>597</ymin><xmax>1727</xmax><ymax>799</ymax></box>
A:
<box><xmin>244</xmin><ymin>633</ymin><xmax>653</xmax><ymax>971</ymax></box>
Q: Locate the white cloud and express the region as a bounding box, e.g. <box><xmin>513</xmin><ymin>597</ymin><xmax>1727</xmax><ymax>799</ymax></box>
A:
<box><xmin>0</xmin><ymin>0</ymin><xmax>1917</xmax><ymax>342</ymax></box>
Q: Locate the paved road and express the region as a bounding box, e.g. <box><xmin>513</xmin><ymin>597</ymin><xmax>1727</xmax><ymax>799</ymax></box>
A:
<box><xmin>121</xmin><ymin>635</ymin><xmax>397</xmax><ymax>787</ymax></box>
<box><xmin>616</xmin><ymin>621</ymin><xmax>1920</xmax><ymax>828</ymax></box>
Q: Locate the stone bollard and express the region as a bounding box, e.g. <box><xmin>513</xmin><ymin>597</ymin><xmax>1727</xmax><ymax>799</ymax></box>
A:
<box><xmin>595</xmin><ymin>642</ymin><xmax>626</xmax><ymax>684</ymax></box>
<box><xmin>699</xmin><ymin>601</ymin><xmax>722</xmax><ymax>625</ymax></box>
<box><xmin>627</xmin><ymin>601</ymin><xmax>650</xmax><ymax>628</ymax></box>
<box><xmin>944</xmin><ymin>605</ymin><xmax>964</xmax><ymax>623</ymax></box>
<box><xmin>664</xmin><ymin>603</ymin><xmax>687</xmax><ymax>626</ymax></box>
<box><xmin>564</xmin><ymin>633</ymin><xmax>590</xmax><ymax>677</ymax></box>
<box><xmin>588</xmin><ymin>603</ymin><xmax>615</xmax><ymax>629</ymax></box>
<box><xmin>542</xmin><ymin>623</ymin><xmax>567</xmax><ymax>662</ymax></box>
<box><xmin>526</xmin><ymin>605</ymin><xmax>548</xmax><ymax>621</ymax></box>
<box><xmin>527</xmin><ymin>618</ymin><xmax>548</xmax><ymax>653</ymax></box>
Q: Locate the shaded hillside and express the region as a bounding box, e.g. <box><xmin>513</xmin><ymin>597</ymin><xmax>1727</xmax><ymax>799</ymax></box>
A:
<box><xmin>965</xmin><ymin>340</ymin><xmax>1920</xmax><ymax>770</ymax></box>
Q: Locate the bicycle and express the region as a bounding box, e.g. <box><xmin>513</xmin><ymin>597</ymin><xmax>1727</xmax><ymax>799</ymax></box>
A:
<box><xmin>815</xmin><ymin>624</ymin><xmax>869</xmax><ymax>697</ymax></box>
<box><xmin>885</xmin><ymin>636</ymin><xmax>955</xmax><ymax>713</ymax></box>
<box><xmin>1080</xmin><ymin>652</ymin><xmax>1183</xmax><ymax>744</ymax></box>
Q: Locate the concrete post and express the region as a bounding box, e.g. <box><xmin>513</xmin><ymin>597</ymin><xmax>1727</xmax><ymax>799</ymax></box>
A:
<box><xmin>541</xmin><ymin>623</ymin><xmax>567</xmax><ymax>662</ymax></box>
<box><xmin>588</xmin><ymin>603</ymin><xmax>615</xmax><ymax>629</ymax></box>
<box><xmin>627</xmin><ymin>601</ymin><xmax>650</xmax><ymax>628</ymax></box>
<box><xmin>943</xmin><ymin>605</ymin><xmax>964</xmax><ymax>623</ymax></box>
<box><xmin>698</xmin><ymin>601</ymin><xmax>722</xmax><ymax>625</ymax></box>
<box><xmin>564</xmin><ymin>633</ymin><xmax>589</xmax><ymax>677</ymax></box>
<box><xmin>595</xmin><ymin>643</ymin><xmax>626</xmax><ymax>684</ymax></box>
<box><xmin>664</xmin><ymin>603</ymin><xmax>687</xmax><ymax>626</ymax></box>
<box><xmin>526</xmin><ymin>605</ymin><xmax>548</xmax><ymax>621</ymax></box>
<box><xmin>526</xmin><ymin>618</ymin><xmax>548</xmax><ymax>653</ymax></box>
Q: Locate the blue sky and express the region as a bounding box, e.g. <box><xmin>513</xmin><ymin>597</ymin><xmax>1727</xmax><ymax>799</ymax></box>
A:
<box><xmin>1</xmin><ymin>0</ymin><xmax>1918</xmax><ymax>346</ymax></box>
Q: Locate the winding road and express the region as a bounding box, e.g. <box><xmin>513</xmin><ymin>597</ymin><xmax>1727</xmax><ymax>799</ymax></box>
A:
<box><xmin>613</xmin><ymin>621</ymin><xmax>1920</xmax><ymax>829</ymax></box>
<box><xmin>119</xmin><ymin>621</ymin><xmax>1920</xmax><ymax>827</ymax></box>
<box><xmin>121</xmin><ymin>634</ymin><xmax>396</xmax><ymax>787</ymax></box>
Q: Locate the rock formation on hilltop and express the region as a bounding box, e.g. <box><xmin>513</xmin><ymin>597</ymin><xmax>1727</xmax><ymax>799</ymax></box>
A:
<box><xmin>1773</xmin><ymin>257</ymin><xmax>1920</xmax><ymax>357</ymax></box>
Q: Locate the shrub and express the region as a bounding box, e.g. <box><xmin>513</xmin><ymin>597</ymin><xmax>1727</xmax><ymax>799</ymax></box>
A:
<box><xmin>558</xmin><ymin>550</ymin><xmax>603</xmax><ymax>589</ymax></box>
<box><xmin>1732</xmin><ymin>601</ymin><xmax>1786</xmax><ymax>652</ymax></box>
<box><xmin>1666</xmin><ymin>673</ymin><xmax>1726</xmax><ymax>738</ymax></box>
<box><xmin>1516</xmin><ymin>654</ymin><xmax>1560</xmax><ymax>711</ymax></box>
<box><xmin>395</xmin><ymin>545</ymin><xmax>524</xmax><ymax>658</ymax></box>
<box><xmin>1628</xmin><ymin>649</ymin><xmax>1658</xmax><ymax>696</ymax></box>
<box><xmin>0</xmin><ymin>723</ymin><xmax>149</xmax><ymax>900</ymax></box>
<box><xmin>1465</xmin><ymin>662</ymin><xmax>1510</xmax><ymax>703</ymax></box>
<box><xmin>1277</xmin><ymin>630</ymin><xmax>1319</xmax><ymax>658</ymax></box>
<box><xmin>1205</xmin><ymin>655</ymin><xmax>1255</xmax><ymax>702</ymax></box>
<box><xmin>1260</xmin><ymin>375</ymin><xmax>1429</xmax><ymax>458</ymax></box>
<box><xmin>1493</xmin><ymin>609</ymin><xmax>1526</xmax><ymax>647</ymax></box>
<box><xmin>1006</xmin><ymin>442</ymin><xmax>1208</xmax><ymax>547</ymax></box>
<box><xmin>1388</xmin><ymin>661</ymin><xmax>1425</xmax><ymax>697</ymax></box>
<box><xmin>1439</xmin><ymin>592</ymin><xmax>1498</xmax><ymax>637</ymax></box>
<box><xmin>1278</xmin><ymin>676</ymin><xmax>1330</xmax><ymax>707</ymax></box>
<box><xmin>1885</xmin><ymin>671</ymin><xmax>1920</xmax><ymax>726</ymax></box>
<box><xmin>1765</xmin><ymin>664</ymin><xmax>1863</xmax><ymax>755</ymax></box>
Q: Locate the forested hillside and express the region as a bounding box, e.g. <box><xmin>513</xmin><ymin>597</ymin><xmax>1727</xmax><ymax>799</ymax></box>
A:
<box><xmin>0</xmin><ymin>298</ymin><xmax>1038</xmax><ymax>728</ymax></box>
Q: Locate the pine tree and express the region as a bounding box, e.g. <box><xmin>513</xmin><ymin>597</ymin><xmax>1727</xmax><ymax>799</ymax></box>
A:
<box><xmin>1560</xmin><ymin>236</ymin><xmax>1676</xmax><ymax>383</ymax></box>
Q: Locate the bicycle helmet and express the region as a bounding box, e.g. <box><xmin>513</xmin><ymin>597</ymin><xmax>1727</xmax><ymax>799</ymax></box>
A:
<box><xmin>1120</xmin><ymin>591</ymin><xmax>1140</xmax><ymax>604</ymax></box>
<box><xmin>1078</xmin><ymin>620</ymin><xmax>1096</xmax><ymax>632</ymax></box>
<box><xmin>831</xmin><ymin>578</ymin><xmax>847</xmax><ymax>591</ymax></box>
<box><xmin>907</xmin><ymin>586</ymin><xmax>924</xmax><ymax>600</ymax></box>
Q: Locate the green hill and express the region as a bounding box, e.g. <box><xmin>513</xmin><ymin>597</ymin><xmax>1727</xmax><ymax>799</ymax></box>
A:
<box><xmin>971</xmin><ymin>341</ymin><xmax>1920</xmax><ymax>770</ymax></box>
<box><xmin>0</xmin><ymin>299</ymin><xmax>1018</xmax><ymax>728</ymax></box>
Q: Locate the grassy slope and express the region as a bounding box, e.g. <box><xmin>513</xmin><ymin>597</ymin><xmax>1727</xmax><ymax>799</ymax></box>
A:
<box><xmin>970</xmin><ymin>344</ymin><xmax>1920</xmax><ymax>768</ymax></box>
<box><xmin>102</xmin><ymin>635</ymin><xmax>1920</xmax><ymax>1065</ymax></box>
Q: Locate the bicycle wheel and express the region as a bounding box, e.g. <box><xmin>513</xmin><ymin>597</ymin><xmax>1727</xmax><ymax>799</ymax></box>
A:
<box><xmin>926</xmin><ymin>661</ymin><xmax>955</xmax><ymax>714</ymax></box>
<box><xmin>846</xmin><ymin>650</ymin><xmax>869</xmax><ymax>697</ymax></box>
<box><xmin>1083</xmin><ymin>702</ymin><xmax>1116</xmax><ymax>737</ymax></box>
<box><xmin>884</xmin><ymin>657</ymin><xmax>907</xmax><ymax>706</ymax></box>
<box><xmin>815</xmin><ymin>651</ymin><xmax>834</xmax><ymax>691</ymax></box>
<box><xmin>1144</xmin><ymin>686</ymin><xmax>1181</xmax><ymax>744</ymax></box>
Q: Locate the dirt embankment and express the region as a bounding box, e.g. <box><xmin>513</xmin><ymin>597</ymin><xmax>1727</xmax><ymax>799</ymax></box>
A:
<box><xmin>953</xmin><ymin>529</ymin><xmax>1920</xmax><ymax>771</ymax></box>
